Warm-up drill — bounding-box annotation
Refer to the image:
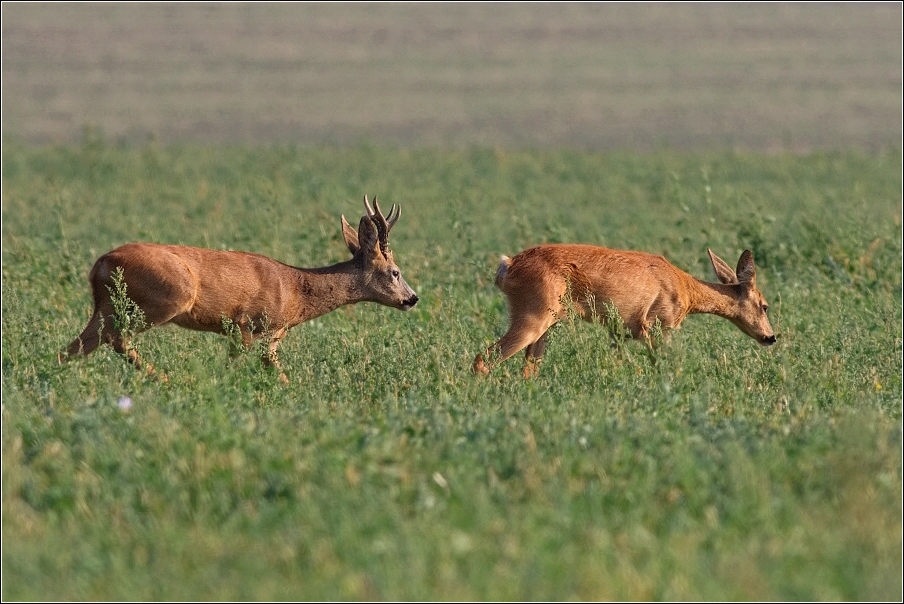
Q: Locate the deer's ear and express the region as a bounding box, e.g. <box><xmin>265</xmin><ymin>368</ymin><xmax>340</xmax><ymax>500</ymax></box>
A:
<box><xmin>708</xmin><ymin>249</ymin><xmax>738</xmax><ymax>284</ymax></box>
<box><xmin>356</xmin><ymin>215</ymin><xmax>380</xmax><ymax>256</ymax></box>
<box><xmin>341</xmin><ymin>215</ymin><xmax>360</xmax><ymax>256</ymax></box>
<box><xmin>735</xmin><ymin>249</ymin><xmax>756</xmax><ymax>283</ymax></box>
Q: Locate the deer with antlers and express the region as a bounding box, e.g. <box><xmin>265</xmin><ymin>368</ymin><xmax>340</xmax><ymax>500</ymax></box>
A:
<box><xmin>60</xmin><ymin>196</ymin><xmax>418</xmax><ymax>382</ymax></box>
<box><xmin>473</xmin><ymin>245</ymin><xmax>776</xmax><ymax>378</ymax></box>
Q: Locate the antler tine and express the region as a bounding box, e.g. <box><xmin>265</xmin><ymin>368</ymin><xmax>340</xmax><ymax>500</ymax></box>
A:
<box><xmin>370</xmin><ymin>196</ymin><xmax>390</xmax><ymax>233</ymax></box>
<box><xmin>386</xmin><ymin>204</ymin><xmax>401</xmax><ymax>229</ymax></box>
<box><xmin>362</xmin><ymin>195</ymin><xmax>392</xmax><ymax>256</ymax></box>
<box><xmin>363</xmin><ymin>194</ymin><xmax>375</xmax><ymax>218</ymax></box>
<box><xmin>362</xmin><ymin>195</ymin><xmax>397</xmax><ymax>229</ymax></box>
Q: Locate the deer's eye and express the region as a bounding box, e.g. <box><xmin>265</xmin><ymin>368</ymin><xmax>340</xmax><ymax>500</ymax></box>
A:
<box><xmin>391</xmin><ymin>269</ymin><xmax>400</xmax><ymax>280</ymax></box>
<box><xmin>762</xmin><ymin>304</ymin><xmax>769</xmax><ymax>312</ymax></box>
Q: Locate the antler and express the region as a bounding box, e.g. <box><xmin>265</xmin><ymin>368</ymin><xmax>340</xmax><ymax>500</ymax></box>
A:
<box><xmin>363</xmin><ymin>195</ymin><xmax>400</xmax><ymax>256</ymax></box>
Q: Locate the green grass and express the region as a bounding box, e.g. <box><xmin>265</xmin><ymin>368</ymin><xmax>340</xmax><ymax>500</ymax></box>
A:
<box><xmin>2</xmin><ymin>142</ymin><xmax>901</xmax><ymax>600</ymax></box>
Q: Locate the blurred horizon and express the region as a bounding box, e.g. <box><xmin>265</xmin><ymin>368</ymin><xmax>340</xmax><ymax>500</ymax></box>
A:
<box><xmin>2</xmin><ymin>2</ymin><xmax>901</xmax><ymax>151</ymax></box>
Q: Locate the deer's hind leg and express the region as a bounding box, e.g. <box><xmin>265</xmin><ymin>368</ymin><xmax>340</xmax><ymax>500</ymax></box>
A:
<box><xmin>60</xmin><ymin>304</ymin><xmax>162</xmax><ymax>379</ymax></box>
<box><xmin>106</xmin><ymin>329</ymin><xmax>157</xmax><ymax>376</ymax></box>
<box><xmin>522</xmin><ymin>328</ymin><xmax>552</xmax><ymax>378</ymax></box>
<box><xmin>473</xmin><ymin>277</ymin><xmax>566</xmax><ymax>375</ymax></box>
<box><xmin>61</xmin><ymin>310</ymin><xmax>105</xmax><ymax>362</ymax></box>
<box><xmin>100</xmin><ymin>297</ymin><xmax>164</xmax><ymax>378</ymax></box>
<box><xmin>61</xmin><ymin>297</ymin><xmax>138</xmax><ymax>361</ymax></box>
<box><xmin>473</xmin><ymin>310</ymin><xmax>559</xmax><ymax>375</ymax></box>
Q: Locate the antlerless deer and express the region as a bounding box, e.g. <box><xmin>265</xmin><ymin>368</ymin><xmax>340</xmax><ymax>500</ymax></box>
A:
<box><xmin>473</xmin><ymin>245</ymin><xmax>776</xmax><ymax>378</ymax></box>
<box><xmin>61</xmin><ymin>197</ymin><xmax>418</xmax><ymax>382</ymax></box>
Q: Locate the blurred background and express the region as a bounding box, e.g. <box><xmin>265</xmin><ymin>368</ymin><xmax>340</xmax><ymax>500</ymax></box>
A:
<box><xmin>2</xmin><ymin>2</ymin><xmax>901</xmax><ymax>151</ymax></box>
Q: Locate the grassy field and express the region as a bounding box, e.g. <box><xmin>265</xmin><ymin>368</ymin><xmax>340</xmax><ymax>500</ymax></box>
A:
<box><xmin>2</xmin><ymin>3</ymin><xmax>901</xmax><ymax>150</ymax></box>
<box><xmin>1</xmin><ymin>141</ymin><xmax>901</xmax><ymax>600</ymax></box>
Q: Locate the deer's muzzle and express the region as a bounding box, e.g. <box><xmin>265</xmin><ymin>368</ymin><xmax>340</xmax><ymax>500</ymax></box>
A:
<box><xmin>402</xmin><ymin>294</ymin><xmax>419</xmax><ymax>310</ymax></box>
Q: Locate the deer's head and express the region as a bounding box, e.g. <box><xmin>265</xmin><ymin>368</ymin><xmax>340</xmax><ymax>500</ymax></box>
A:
<box><xmin>341</xmin><ymin>196</ymin><xmax>419</xmax><ymax>311</ymax></box>
<box><xmin>709</xmin><ymin>249</ymin><xmax>776</xmax><ymax>346</ymax></box>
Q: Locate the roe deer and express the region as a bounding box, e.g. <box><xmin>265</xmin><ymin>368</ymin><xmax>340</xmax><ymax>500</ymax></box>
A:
<box><xmin>60</xmin><ymin>196</ymin><xmax>418</xmax><ymax>382</ymax></box>
<box><xmin>473</xmin><ymin>245</ymin><xmax>775</xmax><ymax>378</ymax></box>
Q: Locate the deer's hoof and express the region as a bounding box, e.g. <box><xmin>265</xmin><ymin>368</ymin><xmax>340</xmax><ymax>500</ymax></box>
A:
<box><xmin>472</xmin><ymin>354</ymin><xmax>490</xmax><ymax>375</ymax></box>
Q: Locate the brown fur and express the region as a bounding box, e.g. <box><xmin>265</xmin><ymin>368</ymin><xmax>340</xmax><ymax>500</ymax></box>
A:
<box><xmin>473</xmin><ymin>245</ymin><xmax>775</xmax><ymax>378</ymax></box>
<box><xmin>61</xmin><ymin>197</ymin><xmax>418</xmax><ymax>382</ymax></box>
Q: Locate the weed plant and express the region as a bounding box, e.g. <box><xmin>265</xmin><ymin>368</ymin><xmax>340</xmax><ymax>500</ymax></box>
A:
<box><xmin>2</xmin><ymin>142</ymin><xmax>901</xmax><ymax>600</ymax></box>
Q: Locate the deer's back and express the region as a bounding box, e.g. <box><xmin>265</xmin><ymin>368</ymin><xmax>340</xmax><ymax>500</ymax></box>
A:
<box><xmin>92</xmin><ymin>243</ymin><xmax>301</xmax><ymax>328</ymax></box>
<box><xmin>503</xmin><ymin>244</ymin><xmax>691</xmax><ymax>324</ymax></box>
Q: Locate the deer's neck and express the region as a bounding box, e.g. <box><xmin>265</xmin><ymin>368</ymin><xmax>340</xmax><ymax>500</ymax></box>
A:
<box><xmin>685</xmin><ymin>277</ymin><xmax>741</xmax><ymax>320</ymax></box>
<box><xmin>290</xmin><ymin>260</ymin><xmax>366</xmax><ymax>323</ymax></box>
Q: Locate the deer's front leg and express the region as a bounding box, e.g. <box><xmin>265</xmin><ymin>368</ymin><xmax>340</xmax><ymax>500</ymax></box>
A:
<box><xmin>261</xmin><ymin>329</ymin><xmax>290</xmax><ymax>384</ymax></box>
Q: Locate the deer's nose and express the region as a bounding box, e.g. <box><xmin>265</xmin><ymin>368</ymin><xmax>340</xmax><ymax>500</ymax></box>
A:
<box><xmin>762</xmin><ymin>335</ymin><xmax>776</xmax><ymax>345</ymax></box>
<box><xmin>403</xmin><ymin>294</ymin><xmax>419</xmax><ymax>308</ymax></box>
